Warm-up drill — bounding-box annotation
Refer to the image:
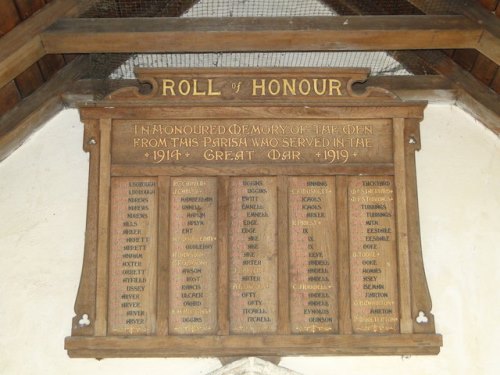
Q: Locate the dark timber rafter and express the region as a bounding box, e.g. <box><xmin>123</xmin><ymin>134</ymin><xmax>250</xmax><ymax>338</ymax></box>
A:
<box><xmin>407</xmin><ymin>0</ymin><xmax>500</xmax><ymax>66</ymax></box>
<box><xmin>406</xmin><ymin>0</ymin><xmax>500</xmax><ymax>135</ymax></box>
<box><xmin>414</xmin><ymin>50</ymin><xmax>500</xmax><ymax>134</ymax></box>
<box><xmin>0</xmin><ymin>56</ymin><xmax>91</xmax><ymax>162</ymax></box>
<box><xmin>0</xmin><ymin>0</ymin><xmax>97</xmax><ymax>90</ymax></box>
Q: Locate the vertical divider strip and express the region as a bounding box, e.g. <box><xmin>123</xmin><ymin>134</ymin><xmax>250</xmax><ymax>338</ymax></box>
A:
<box><xmin>336</xmin><ymin>176</ymin><xmax>352</xmax><ymax>334</ymax></box>
<box><xmin>393</xmin><ymin>118</ymin><xmax>413</xmax><ymax>334</ymax></box>
<box><xmin>157</xmin><ymin>176</ymin><xmax>170</xmax><ymax>336</ymax></box>
<box><xmin>277</xmin><ymin>175</ymin><xmax>290</xmax><ymax>334</ymax></box>
<box><xmin>329</xmin><ymin>176</ymin><xmax>340</xmax><ymax>333</ymax></box>
<box><xmin>217</xmin><ymin>177</ymin><xmax>230</xmax><ymax>335</ymax></box>
<box><xmin>95</xmin><ymin>118</ymin><xmax>112</xmax><ymax>336</ymax></box>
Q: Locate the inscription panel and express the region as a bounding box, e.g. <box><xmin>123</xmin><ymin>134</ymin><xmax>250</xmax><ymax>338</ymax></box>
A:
<box><xmin>229</xmin><ymin>177</ymin><xmax>278</xmax><ymax>334</ymax></box>
<box><xmin>169</xmin><ymin>177</ymin><xmax>218</xmax><ymax>334</ymax></box>
<box><xmin>108</xmin><ymin>177</ymin><xmax>158</xmax><ymax>335</ymax></box>
<box><xmin>112</xmin><ymin>119</ymin><xmax>392</xmax><ymax>165</ymax></box>
<box><xmin>348</xmin><ymin>176</ymin><xmax>399</xmax><ymax>333</ymax></box>
<box><xmin>289</xmin><ymin>177</ymin><xmax>338</xmax><ymax>334</ymax></box>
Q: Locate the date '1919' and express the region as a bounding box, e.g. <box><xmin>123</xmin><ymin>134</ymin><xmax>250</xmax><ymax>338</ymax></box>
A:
<box><xmin>320</xmin><ymin>149</ymin><xmax>349</xmax><ymax>163</ymax></box>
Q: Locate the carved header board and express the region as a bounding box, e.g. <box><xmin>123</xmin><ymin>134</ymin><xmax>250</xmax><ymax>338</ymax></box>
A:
<box><xmin>66</xmin><ymin>68</ymin><xmax>442</xmax><ymax>358</ymax></box>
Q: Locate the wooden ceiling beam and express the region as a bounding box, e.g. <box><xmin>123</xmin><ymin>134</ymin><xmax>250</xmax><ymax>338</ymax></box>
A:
<box><xmin>41</xmin><ymin>15</ymin><xmax>482</xmax><ymax>54</ymax></box>
<box><xmin>0</xmin><ymin>0</ymin><xmax>97</xmax><ymax>90</ymax></box>
<box><xmin>413</xmin><ymin>50</ymin><xmax>500</xmax><ymax>135</ymax></box>
<box><xmin>407</xmin><ymin>0</ymin><xmax>500</xmax><ymax>65</ymax></box>
<box><xmin>0</xmin><ymin>56</ymin><xmax>90</xmax><ymax>162</ymax></box>
<box><xmin>460</xmin><ymin>0</ymin><xmax>500</xmax><ymax>65</ymax></box>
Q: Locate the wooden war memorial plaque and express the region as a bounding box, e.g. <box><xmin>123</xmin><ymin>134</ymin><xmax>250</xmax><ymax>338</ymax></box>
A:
<box><xmin>66</xmin><ymin>68</ymin><xmax>442</xmax><ymax>358</ymax></box>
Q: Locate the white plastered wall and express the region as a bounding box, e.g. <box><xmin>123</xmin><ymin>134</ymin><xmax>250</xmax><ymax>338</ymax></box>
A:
<box><xmin>0</xmin><ymin>105</ymin><xmax>499</xmax><ymax>375</ymax></box>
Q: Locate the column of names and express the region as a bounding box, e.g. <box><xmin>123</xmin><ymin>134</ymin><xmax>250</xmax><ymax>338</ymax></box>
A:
<box><xmin>348</xmin><ymin>176</ymin><xmax>399</xmax><ymax>333</ymax></box>
<box><xmin>289</xmin><ymin>177</ymin><xmax>338</xmax><ymax>333</ymax></box>
<box><xmin>108</xmin><ymin>177</ymin><xmax>158</xmax><ymax>335</ymax></box>
<box><xmin>169</xmin><ymin>177</ymin><xmax>218</xmax><ymax>334</ymax></box>
<box><xmin>229</xmin><ymin>177</ymin><xmax>278</xmax><ymax>334</ymax></box>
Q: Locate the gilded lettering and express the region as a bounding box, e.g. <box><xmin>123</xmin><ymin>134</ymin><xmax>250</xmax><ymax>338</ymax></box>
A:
<box><xmin>313</xmin><ymin>79</ymin><xmax>327</xmax><ymax>95</ymax></box>
<box><xmin>252</xmin><ymin>79</ymin><xmax>266</xmax><ymax>96</ymax></box>
<box><xmin>268</xmin><ymin>79</ymin><xmax>280</xmax><ymax>96</ymax></box>
<box><xmin>178</xmin><ymin>80</ymin><xmax>190</xmax><ymax>96</ymax></box>
<box><xmin>207</xmin><ymin>79</ymin><xmax>222</xmax><ymax>96</ymax></box>
<box><xmin>299</xmin><ymin>79</ymin><xmax>311</xmax><ymax>95</ymax></box>
<box><xmin>162</xmin><ymin>79</ymin><xmax>176</xmax><ymax>96</ymax></box>
<box><xmin>283</xmin><ymin>79</ymin><xmax>296</xmax><ymax>95</ymax></box>
<box><xmin>192</xmin><ymin>79</ymin><xmax>206</xmax><ymax>96</ymax></box>
<box><xmin>329</xmin><ymin>79</ymin><xmax>342</xmax><ymax>95</ymax></box>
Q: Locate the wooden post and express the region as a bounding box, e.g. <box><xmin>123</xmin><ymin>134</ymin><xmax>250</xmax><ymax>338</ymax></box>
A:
<box><xmin>94</xmin><ymin>118</ymin><xmax>111</xmax><ymax>336</ymax></box>
<box><xmin>393</xmin><ymin>118</ymin><xmax>413</xmax><ymax>334</ymax></box>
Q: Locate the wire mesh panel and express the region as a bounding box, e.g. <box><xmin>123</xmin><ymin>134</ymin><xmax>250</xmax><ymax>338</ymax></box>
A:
<box><xmin>81</xmin><ymin>0</ymin><xmax>468</xmax><ymax>18</ymax></box>
<box><xmin>106</xmin><ymin>52</ymin><xmax>412</xmax><ymax>79</ymax></box>
<box><xmin>184</xmin><ymin>0</ymin><xmax>336</xmax><ymax>17</ymax></box>
<box><xmin>82</xmin><ymin>0</ymin><xmax>197</xmax><ymax>17</ymax></box>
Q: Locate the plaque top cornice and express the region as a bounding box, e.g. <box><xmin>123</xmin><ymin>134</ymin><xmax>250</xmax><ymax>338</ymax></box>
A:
<box><xmin>99</xmin><ymin>68</ymin><xmax>417</xmax><ymax>105</ymax></box>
